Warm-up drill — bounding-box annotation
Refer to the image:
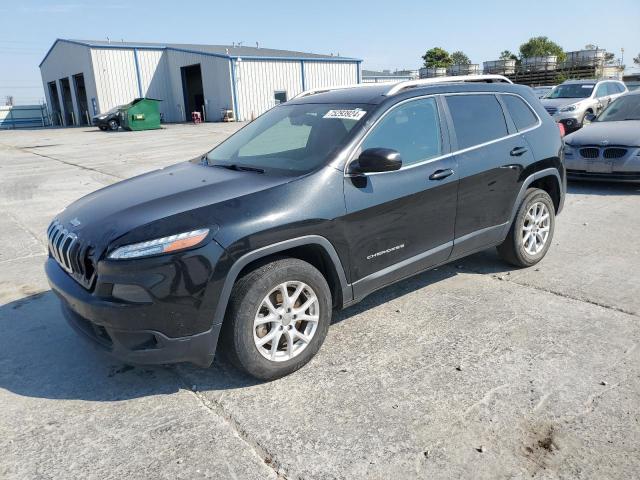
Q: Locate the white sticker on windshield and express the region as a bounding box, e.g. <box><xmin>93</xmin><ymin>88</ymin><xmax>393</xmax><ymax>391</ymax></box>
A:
<box><xmin>582</xmin><ymin>85</ymin><xmax>595</xmax><ymax>89</ymax></box>
<box><xmin>323</xmin><ymin>109</ymin><xmax>367</xmax><ymax>120</ymax></box>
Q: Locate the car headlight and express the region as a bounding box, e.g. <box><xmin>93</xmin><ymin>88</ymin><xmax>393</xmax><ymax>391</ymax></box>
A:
<box><xmin>560</xmin><ymin>104</ymin><xmax>577</xmax><ymax>112</ymax></box>
<box><xmin>108</xmin><ymin>228</ymin><xmax>210</xmax><ymax>259</ymax></box>
<box><xmin>564</xmin><ymin>144</ymin><xmax>575</xmax><ymax>155</ymax></box>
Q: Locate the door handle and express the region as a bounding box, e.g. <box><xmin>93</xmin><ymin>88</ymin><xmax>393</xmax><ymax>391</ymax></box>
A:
<box><xmin>510</xmin><ymin>146</ymin><xmax>528</xmax><ymax>157</ymax></box>
<box><xmin>429</xmin><ymin>168</ymin><xmax>454</xmax><ymax>180</ymax></box>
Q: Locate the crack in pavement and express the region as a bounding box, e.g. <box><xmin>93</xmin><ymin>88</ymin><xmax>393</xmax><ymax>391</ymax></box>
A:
<box><xmin>5</xmin><ymin>211</ymin><xmax>48</xmax><ymax>250</ymax></box>
<box><xmin>5</xmin><ymin>144</ymin><xmax>125</xmax><ymax>181</ymax></box>
<box><xmin>446</xmin><ymin>265</ymin><xmax>639</xmax><ymax>319</ymax></box>
<box><xmin>171</xmin><ymin>369</ymin><xmax>287</xmax><ymax>480</ymax></box>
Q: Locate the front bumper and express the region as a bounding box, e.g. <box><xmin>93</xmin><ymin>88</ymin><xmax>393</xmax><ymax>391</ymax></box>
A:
<box><xmin>45</xmin><ymin>240</ymin><xmax>229</xmax><ymax>367</ymax></box>
<box><xmin>553</xmin><ymin>114</ymin><xmax>583</xmax><ymax>130</ymax></box>
<box><xmin>565</xmin><ymin>146</ymin><xmax>640</xmax><ymax>183</ymax></box>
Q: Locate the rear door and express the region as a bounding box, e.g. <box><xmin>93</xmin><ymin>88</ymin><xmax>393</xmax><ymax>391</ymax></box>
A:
<box><xmin>444</xmin><ymin>93</ymin><xmax>536</xmax><ymax>257</ymax></box>
<box><xmin>342</xmin><ymin>96</ymin><xmax>458</xmax><ymax>296</ymax></box>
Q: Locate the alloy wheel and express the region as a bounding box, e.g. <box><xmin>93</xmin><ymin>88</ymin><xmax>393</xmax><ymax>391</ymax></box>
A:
<box><xmin>522</xmin><ymin>201</ymin><xmax>550</xmax><ymax>255</ymax></box>
<box><xmin>253</xmin><ymin>281</ymin><xmax>320</xmax><ymax>362</ymax></box>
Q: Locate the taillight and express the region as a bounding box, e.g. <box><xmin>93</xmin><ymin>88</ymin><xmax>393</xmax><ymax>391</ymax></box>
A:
<box><xmin>557</xmin><ymin>122</ymin><xmax>565</xmax><ymax>137</ymax></box>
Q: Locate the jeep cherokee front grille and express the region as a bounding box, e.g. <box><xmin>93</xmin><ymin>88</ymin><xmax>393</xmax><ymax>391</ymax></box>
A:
<box><xmin>47</xmin><ymin>220</ymin><xmax>96</xmax><ymax>289</ymax></box>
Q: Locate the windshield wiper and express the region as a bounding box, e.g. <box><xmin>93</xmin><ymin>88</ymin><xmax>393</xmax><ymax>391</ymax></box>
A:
<box><xmin>211</xmin><ymin>163</ymin><xmax>265</xmax><ymax>174</ymax></box>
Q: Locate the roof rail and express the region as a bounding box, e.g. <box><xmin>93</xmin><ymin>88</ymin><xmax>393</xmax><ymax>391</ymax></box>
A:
<box><xmin>291</xmin><ymin>74</ymin><xmax>513</xmax><ymax>100</ymax></box>
<box><xmin>292</xmin><ymin>82</ymin><xmax>381</xmax><ymax>100</ymax></box>
<box><xmin>384</xmin><ymin>74</ymin><xmax>513</xmax><ymax>96</ymax></box>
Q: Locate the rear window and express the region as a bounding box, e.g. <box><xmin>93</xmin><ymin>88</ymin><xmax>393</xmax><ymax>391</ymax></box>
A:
<box><xmin>502</xmin><ymin>95</ymin><xmax>538</xmax><ymax>131</ymax></box>
<box><xmin>446</xmin><ymin>94</ymin><xmax>509</xmax><ymax>150</ymax></box>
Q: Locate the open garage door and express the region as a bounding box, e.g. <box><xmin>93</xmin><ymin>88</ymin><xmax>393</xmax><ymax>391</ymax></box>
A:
<box><xmin>72</xmin><ymin>73</ymin><xmax>89</xmax><ymax>125</ymax></box>
<box><xmin>181</xmin><ymin>64</ymin><xmax>205</xmax><ymax>122</ymax></box>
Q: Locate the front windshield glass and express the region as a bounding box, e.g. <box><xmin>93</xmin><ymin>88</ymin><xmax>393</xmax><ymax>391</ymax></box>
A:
<box><xmin>206</xmin><ymin>103</ymin><xmax>369</xmax><ymax>175</ymax></box>
<box><xmin>597</xmin><ymin>95</ymin><xmax>640</xmax><ymax>122</ymax></box>
<box><xmin>546</xmin><ymin>84</ymin><xmax>594</xmax><ymax>99</ymax></box>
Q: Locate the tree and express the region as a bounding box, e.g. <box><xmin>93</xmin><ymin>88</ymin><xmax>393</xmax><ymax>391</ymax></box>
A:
<box><xmin>450</xmin><ymin>51</ymin><xmax>471</xmax><ymax>65</ymax></box>
<box><xmin>519</xmin><ymin>36</ymin><xmax>566</xmax><ymax>62</ymax></box>
<box><xmin>633</xmin><ymin>53</ymin><xmax>640</xmax><ymax>66</ymax></box>
<box><xmin>4</xmin><ymin>95</ymin><xmax>14</xmax><ymax>106</ymax></box>
<box><xmin>584</xmin><ymin>44</ymin><xmax>597</xmax><ymax>50</ymax></box>
<box><xmin>499</xmin><ymin>50</ymin><xmax>518</xmax><ymax>61</ymax></box>
<box><xmin>422</xmin><ymin>47</ymin><xmax>452</xmax><ymax>68</ymax></box>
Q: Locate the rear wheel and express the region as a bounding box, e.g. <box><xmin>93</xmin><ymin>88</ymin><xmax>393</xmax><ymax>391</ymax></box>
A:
<box><xmin>222</xmin><ymin>257</ymin><xmax>332</xmax><ymax>380</ymax></box>
<box><xmin>497</xmin><ymin>188</ymin><xmax>555</xmax><ymax>267</ymax></box>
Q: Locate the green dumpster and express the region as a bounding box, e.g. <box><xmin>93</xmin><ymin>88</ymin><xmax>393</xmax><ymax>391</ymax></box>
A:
<box><xmin>119</xmin><ymin>98</ymin><xmax>161</xmax><ymax>131</ymax></box>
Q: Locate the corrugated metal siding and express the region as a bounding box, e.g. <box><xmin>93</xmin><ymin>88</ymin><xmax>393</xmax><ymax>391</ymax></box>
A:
<box><xmin>136</xmin><ymin>50</ymin><xmax>172</xmax><ymax>120</ymax></box>
<box><xmin>39</xmin><ymin>41</ymin><xmax>98</xmax><ymax>125</ymax></box>
<box><xmin>91</xmin><ymin>48</ymin><xmax>140</xmax><ymax>113</ymax></box>
<box><xmin>303</xmin><ymin>62</ymin><xmax>359</xmax><ymax>90</ymax></box>
<box><xmin>166</xmin><ymin>50</ymin><xmax>232</xmax><ymax>123</ymax></box>
<box><xmin>234</xmin><ymin>60</ymin><xmax>302</xmax><ymax>121</ymax></box>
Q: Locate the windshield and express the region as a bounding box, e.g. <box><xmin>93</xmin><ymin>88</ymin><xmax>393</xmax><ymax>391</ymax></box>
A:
<box><xmin>547</xmin><ymin>84</ymin><xmax>594</xmax><ymax>99</ymax></box>
<box><xmin>206</xmin><ymin>103</ymin><xmax>368</xmax><ymax>174</ymax></box>
<box><xmin>597</xmin><ymin>95</ymin><xmax>640</xmax><ymax>122</ymax></box>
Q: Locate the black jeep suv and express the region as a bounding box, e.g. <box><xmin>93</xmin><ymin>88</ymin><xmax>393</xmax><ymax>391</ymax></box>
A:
<box><xmin>46</xmin><ymin>76</ymin><xmax>565</xmax><ymax>380</ymax></box>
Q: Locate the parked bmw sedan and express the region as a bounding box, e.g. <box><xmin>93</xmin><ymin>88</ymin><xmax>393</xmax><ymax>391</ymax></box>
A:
<box><xmin>564</xmin><ymin>90</ymin><xmax>640</xmax><ymax>182</ymax></box>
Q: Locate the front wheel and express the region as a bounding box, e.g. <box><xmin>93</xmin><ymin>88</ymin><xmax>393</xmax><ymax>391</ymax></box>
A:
<box><xmin>221</xmin><ymin>257</ymin><xmax>332</xmax><ymax>380</ymax></box>
<box><xmin>108</xmin><ymin>119</ymin><xmax>119</xmax><ymax>131</ymax></box>
<box><xmin>497</xmin><ymin>188</ymin><xmax>555</xmax><ymax>267</ymax></box>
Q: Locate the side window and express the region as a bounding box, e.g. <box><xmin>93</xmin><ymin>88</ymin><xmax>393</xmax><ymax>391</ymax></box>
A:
<box><xmin>361</xmin><ymin>97</ymin><xmax>442</xmax><ymax>166</ymax></box>
<box><xmin>446</xmin><ymin>94</ymin><xmax>509</xmax><ymax>150</ymax></box>
<box><xmin>502</xmin><ymin>95</ymin><xmax>538</xmax><ymax>131</ymax></box>
<box><xmin>595</xmin><ymin>83</ymin><xmax>608</xmax><ymax>97</ymax></box>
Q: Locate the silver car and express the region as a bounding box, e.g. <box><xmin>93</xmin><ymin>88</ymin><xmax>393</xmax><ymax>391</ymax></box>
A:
<box><xmin>541</xmin><ymin>79</ymin><xmax>628</xmax><ymax>132</ymax></box>
<box><xmin>564</xmin><ymin>90</ymin><xmax>640</xmax><ymax>182</ymax></box>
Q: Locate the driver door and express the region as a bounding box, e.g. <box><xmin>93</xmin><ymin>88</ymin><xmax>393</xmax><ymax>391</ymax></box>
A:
<box><xmin>341</xmin><ymin>97</ymin><xmax>458</xmax><ymax>298</ymax></box>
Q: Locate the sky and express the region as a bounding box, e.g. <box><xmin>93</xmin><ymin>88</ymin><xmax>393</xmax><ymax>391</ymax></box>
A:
<box><xmin>1</xmin><ymin>0</ymin><xmax>639</xmax><ymax>104</ymax></box>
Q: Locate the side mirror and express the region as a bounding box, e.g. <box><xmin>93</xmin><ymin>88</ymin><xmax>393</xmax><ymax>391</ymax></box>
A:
<box><xmin>584</xmin><ymin>113</ymin><xmax>597</xmax><ymax>124</ymax></box>
<box><xmin>348</xmin><ymin>148</ymin><xmax>402</xmax><ymax>175</ymax></box>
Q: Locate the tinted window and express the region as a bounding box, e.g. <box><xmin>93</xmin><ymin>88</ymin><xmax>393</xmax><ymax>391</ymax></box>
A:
<box><xmin>361</xmin><ymin>97</ymin><xmax>442</xmax><ymax>166</ymax></box>
<box><xmin>446</xmin><ymin>94</ymin><xmax>509</xmax><ymax>149</ymax></box>
<box><xmin>207</xmin><ymin>103</ymin><xmax>367</xmax><ymax>174</ymax></box>
<box><xmin>502</xmin><ymin>95</ymin><xmax>538</xmax><ymax>131</ymax></box>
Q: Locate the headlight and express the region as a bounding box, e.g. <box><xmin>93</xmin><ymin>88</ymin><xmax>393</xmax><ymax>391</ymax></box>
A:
<box><xmin>108</xmin><ymin>228</ymin><xmax>210</xmax><ymax>260</ymax></box>
<box><xmin>560</xmin><ymin>105</ymin><xmax>577</xmax><ymax>112</ymax></box>
<box><xmin>564</xmin><ymin>144</ymin><xmax>575</xmax><ymax>155</ymax></box>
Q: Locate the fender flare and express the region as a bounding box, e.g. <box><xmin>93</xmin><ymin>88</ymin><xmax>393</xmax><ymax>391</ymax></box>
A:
<box><xmin>212</xmin><ymin>235</ymin><xmax>352</xmax><ymax>327</ymax></box>
<box><xmin>501</xmin><ymin>167</ymin><xmax>563</xmax><ymax>238</ymax></box>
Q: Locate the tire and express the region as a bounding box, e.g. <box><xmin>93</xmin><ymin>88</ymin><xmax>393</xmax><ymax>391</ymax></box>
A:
<box><xmin>108</xmin><ymin>119</ymin><xmax>119</xmax><ymax>131</ymax></box>
<box><xmin>497</xmin><ymin>188</ymin><xmax>555</xmax><ymax>268</ymax></box>
<box><xmin>98</xmin><ymin>125</ymin><xmax>107</xmax><ymax>131</ymax></box>
<box><xmin>221</xmin><ymin>257</ymin><xmax>332</xmax><ymax>380</ymax></box>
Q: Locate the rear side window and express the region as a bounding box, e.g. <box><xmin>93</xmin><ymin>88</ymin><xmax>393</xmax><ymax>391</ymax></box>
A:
<box><xmin>502</xmin><ymin>95</ymin><xmax>538</xmax><ymax>131</ymax></box>
<box><xmin>361</xmin><ymin>97</ymin><xmax>442</xmax><ymax>166</ymax></box>
<box><xmin>446</xmin><ymin>94</ymin><xmax>508</xmax><ymax>149</ymax></box>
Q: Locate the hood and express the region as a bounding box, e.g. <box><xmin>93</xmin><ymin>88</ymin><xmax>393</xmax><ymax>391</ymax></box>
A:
<box><xmin>541</xmin><ymin>98</ymin><xmax>587</xmax><ymax>108</ymax></box>
<box><xmin>56</xmin><ymin>160</ymin><xmax>293</xmax><ymax>253</ymax></box>
<box><xmin>565</xmin><ymin>120</ymin><xmax>640</xmax><ymax>147</ymax></box>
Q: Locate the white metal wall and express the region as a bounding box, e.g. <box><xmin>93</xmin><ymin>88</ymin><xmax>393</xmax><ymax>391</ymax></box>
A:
<box><xmin>234</xmin><ymin>60</ymin><xmax>303</xmax><ymax>121</ymax></box>
<box><xmin>40</xmin><ymin>41</ymin><xmax>98</xmax><ymax>126</ymax></box>
<box><xmin>166</xmin><ymin>50</ymin><xmax>233</xmax><ymax>123</ymax></box>
<box><xmin>91</xmin><ymin>48</ymin><xmax>140</xmax><ymax>113</ymax></box>
<box><xmin>303</xmin><ymin>62</ymin><xmax>359</xmax><ymax>90</ymax></box>
<box><xmin>136</xmin><ymin>49</ymin><xmax>172</xmax><ymax>120</ymax></box>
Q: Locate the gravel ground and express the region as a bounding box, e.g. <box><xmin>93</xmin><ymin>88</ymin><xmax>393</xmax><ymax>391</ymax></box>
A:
<box><xmin>1</xmin><ymin>124</ymin><xmax>638</xmax><ymax>479</ymax></box>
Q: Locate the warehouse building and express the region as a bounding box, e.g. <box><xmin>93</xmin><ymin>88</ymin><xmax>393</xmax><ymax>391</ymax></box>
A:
<box><xmin>39</xmin><ymin>39</ymin><xmax>362</xmax><ymax>126</ymax></box>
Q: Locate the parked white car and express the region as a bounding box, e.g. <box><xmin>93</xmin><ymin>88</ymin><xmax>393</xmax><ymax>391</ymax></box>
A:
<box><xmin>541</xmin><ymin>79</ymin><xmax>628</xmax><ymax>132</ymax></box>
